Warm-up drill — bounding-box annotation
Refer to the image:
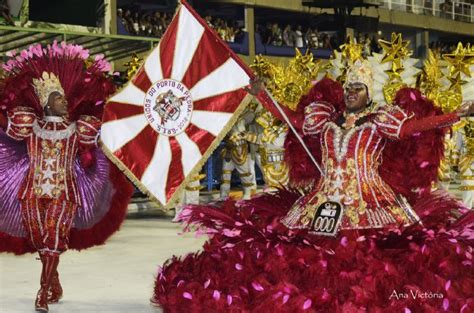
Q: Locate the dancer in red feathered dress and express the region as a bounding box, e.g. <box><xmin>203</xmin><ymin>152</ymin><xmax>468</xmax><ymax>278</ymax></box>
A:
<box><xmin>0</xmin><ymin>42</ymin><xmax>134</xmax><ymax>312</ymax></box>
<box><xmin>153</xmin><ymin>60</ymin><xmax>474</xmax><ymax>312</ymax></box>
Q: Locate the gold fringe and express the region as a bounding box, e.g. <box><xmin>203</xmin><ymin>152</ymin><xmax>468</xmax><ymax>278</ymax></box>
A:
<box><xmin>99</xmin><ymin>93</ymin><xmax>253</xmax><ymax>209</ymax></box>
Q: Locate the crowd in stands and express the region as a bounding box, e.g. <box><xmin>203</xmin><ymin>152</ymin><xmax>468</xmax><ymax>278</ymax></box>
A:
<box><xmin>118</xmin><ymin>7</ymin><xmax>172</xmax><ymax>37</ymax></box>
<box><xmin>117</xmin><ymin>7</ymin><xmax>245</xmax><ymax>43</ymax></box>
<box><xmin>429</xmin><ymin>40</ymin><xmax>469</xmax><ymax>54</ymax></box>
<box><xmin>258</xmin><ymin>23</ymin><xmax>339</xmax><ymax>50</ymax></box>
<box><xmin>204</xmin><ymin>15</ymin><xmax>245</xmax><ymax>43</ymax></box>
<box><xmin>257</xmin><ymin>23</ymin><xmax>383</xmax><ymax>56</ymax></box>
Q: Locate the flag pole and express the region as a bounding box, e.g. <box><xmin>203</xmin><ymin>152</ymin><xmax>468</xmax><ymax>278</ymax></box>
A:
<box><xmin>263</xmin><ymin>89</ymin><xmax>325</xmax><ymax>177</ymax></box>
<box><xmin>180</xmin><ymin>0</ymin><xmax>325</xmax><ymax>177</ymax></box>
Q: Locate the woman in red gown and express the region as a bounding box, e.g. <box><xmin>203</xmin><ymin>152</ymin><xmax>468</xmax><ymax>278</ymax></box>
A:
<box><xmin>153</xmin><ymin>60</ymin><xmax>474</xmax><ymax>312</ymax></box>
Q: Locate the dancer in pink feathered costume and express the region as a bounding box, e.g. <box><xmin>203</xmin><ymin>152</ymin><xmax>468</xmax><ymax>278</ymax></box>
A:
<box><xmin>0</xmin><ymin>42</ymin><xmax>134</xmax><ymax>312</ymax></box>
<box><xmin>153</xmin><ymin>60</ymin><xmax>474</xmax><ymax>312</ymax></box>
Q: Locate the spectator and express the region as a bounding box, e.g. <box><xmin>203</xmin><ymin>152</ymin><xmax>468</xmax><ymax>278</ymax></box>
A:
<box><xmin>261</xmin><ymin>22</ymin><xmax>273</xmax><ymax>45</ymax></box>
<box><xmin>270</xmin><ymin>23</ymin><xmax>283</xmax><ymax>46</ymax></box>
<box><xmin>305</xmin><ymin>27</ymin><xmax>319</xmax><ymax>48</ymax></box>
<box><xmin>322</xmin><ymin>34</ymin><xmax>332</xmax><ymax>49</ymax></box>
<box><xmin>363</xmin><ymin>34</ymin><xmax>372</xmax><ymax>57</ymax></box>
<box><xmin>294</xmin><ymin>25</ymin><xmax>304</xmax><ymax>48</ymax></box>
<box><xmin>282</xmin><ymin>24</ymin><xmax>295</xmax><ymax>47</ymax></box>
<box><xmin>371</xmin><ymin>34</ymin><xmax>381</xmax><ymax>54</ymax></box>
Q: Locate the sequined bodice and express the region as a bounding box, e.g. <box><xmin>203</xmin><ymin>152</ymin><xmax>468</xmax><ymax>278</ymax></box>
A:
<box><xmin>316</xmin><ymin>122</ymin><xmax>418</xmax><ymax>228</ymax></box>
<box><xmin>23</xmin><ymin>117</ymin><xmax>80</xmax><ymax>202</ymax></box>
<box><xmin>6</xmin><ymin>108</ymin><xmax>101</xmax><ymax>204</ymax></box>
<box><xmin>283</xmin><ymin>102</ymin><xmax>419</xmax><ymax>230</ymax></box>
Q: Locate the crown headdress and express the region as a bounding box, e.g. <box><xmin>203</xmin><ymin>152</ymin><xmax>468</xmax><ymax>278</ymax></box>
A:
<box><xmin>344</xmin><ymin>59</ymin><xmax>374</xmax><ymax>99</ymax></box>
<box><xmin>32</xmin><ymin>72</ymin><xmax>65</xmax><ymax>108</ymax></box>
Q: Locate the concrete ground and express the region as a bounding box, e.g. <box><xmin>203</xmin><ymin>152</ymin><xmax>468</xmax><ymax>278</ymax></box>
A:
<box><xmin>0</xmin><ymin>218</ymin><xmax>207</xmax><ymax>313</ymax></box>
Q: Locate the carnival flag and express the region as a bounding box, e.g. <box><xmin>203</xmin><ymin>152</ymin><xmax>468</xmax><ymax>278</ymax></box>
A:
<box><xmin>100</xmin><ymin>1</ymin><xmax>254</xmax><ymax>207</ymax></box>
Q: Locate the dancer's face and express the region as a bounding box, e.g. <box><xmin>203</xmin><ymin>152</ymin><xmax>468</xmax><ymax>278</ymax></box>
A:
<box><xmin>46</xmin><ymin>92</ymin><xmax>68</xmax><ymax>117</ymax></box>
<box><xmin>344</xmin><ymin>82</ymin><xmax>369</xmax><ymax>112</ymax></box>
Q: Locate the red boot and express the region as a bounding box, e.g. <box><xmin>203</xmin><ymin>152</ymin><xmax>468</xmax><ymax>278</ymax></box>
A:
<box><xmin>39</xmin><ymin>254</ymin><xmax>63</xmax><ymax>303</ymax></box>
<box><xmin>48</xmin><ymin>271</ymin><xmax>63</xmax><ymax>303</ymax></box>
<box><xmin>35</xmin><ymin>253</ymin><xmax>59</xmax><ymax>312</ymax></box>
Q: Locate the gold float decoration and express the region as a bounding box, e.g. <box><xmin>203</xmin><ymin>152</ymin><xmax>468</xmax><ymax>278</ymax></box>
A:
<box><xmin>339</xmin><ymin>36</ymin><xmax>363</xmax><ymax>64</ymax></box>
<box><xmin>335</xmin><ymin>36</ymin><xmax>364</xmax><ymax>84</ymax></box>
<box><xmin>379</xmin><ymin>33</ymin><xmax>412</xmax><ymax>69</ymax></box>
<box><xmin>416</xmin><ymin>50</ymin><xmax>461</xmax><ymax>113</ymax></box>
<box><xmin>433</xmin><ymin>43</ymin><xmax>474</xmax><ymax>112</ymax></box>
<box><xmin>255</xmin><ymin>111</ymin><xmax>288</xmax><ymax>144</ymax></box>
<box><xmin>378</xmin><ymin>33</ymin><xmax>413</xmax><ymax>104</ymax></box>
<box><xmin>250</xmin><ymin>49</ymin><xmax>322</xmax><ymax>111</ymax></box>
<box><xmin>443</xmin><ymin>42</ymin><xmax>474</xmax><ymax>79</ymax></box>
<box><xmin>123</xmin><ymin>53</ymin><xmax>144</xmax><ymax>81</ymax></box>
<box><xmin>459</xmin><ymin>119</ymin><xmax>474</xmax><ymax>173</ymax></box>
<box><xmin>416</xmin><ymin>50</ymin><xmax>443</xmax><ymax>99</ymax></box>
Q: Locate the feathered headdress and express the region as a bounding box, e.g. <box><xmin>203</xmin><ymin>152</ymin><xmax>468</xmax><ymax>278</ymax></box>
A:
<box><xmin>1</xmin><ymin>41</ymin><xmax>116</xmax><ymax>120</ymax></box>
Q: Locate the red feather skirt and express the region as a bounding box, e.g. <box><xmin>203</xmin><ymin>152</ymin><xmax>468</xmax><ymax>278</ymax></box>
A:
<box><xmin>153</xmin><ymin>190</ymin><xmax>474</xmax><ymax>313</ymax></box>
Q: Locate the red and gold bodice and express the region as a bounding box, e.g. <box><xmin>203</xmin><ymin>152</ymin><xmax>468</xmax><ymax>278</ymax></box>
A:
<box><xmin>6</xmin><ymin>107</ymin><xmax>100</xmax><ymax>205</ymax></box>
<box><xmin>283</xmin><ymin>102</ymin><xmax>420</xmax><ymax>230</ymax></box>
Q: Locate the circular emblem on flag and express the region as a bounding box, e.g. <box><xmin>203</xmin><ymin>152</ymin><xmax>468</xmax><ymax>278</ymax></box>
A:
<box><xmin>144</xmin><ymin>79</ymin><xmax>193</xmax><ymax>136</ymax></box>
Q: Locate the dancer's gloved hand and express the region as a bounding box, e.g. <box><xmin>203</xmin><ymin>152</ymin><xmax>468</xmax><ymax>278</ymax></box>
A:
<box><xmin>245</xmin><ymin>76</ymin><xmax>265</xmax><ymax>96</ymax></box>
<box><xmin>455</xmin><ymin>100</ymin><xmax>474</xmax><ymax>117</ymax></box>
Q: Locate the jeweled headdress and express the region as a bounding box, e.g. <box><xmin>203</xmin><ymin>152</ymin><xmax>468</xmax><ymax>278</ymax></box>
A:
<box><xmin>344</xmin><ymin>59</ymin><xmax>374</xmax><ymax>99</ymax></box>
<box><xmin>32</xmin><ymin>72</ymin><xmax>65</xmax><ymax>107</ymax></box>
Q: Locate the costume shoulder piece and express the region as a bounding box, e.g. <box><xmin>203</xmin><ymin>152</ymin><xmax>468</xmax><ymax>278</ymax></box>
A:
<box><xmin>373</xmin><ymin>104</ymin><xmax>410</xmax><ymax>140</ymax></box>
<box><xmin>6</xmin><ymin>106</ymin><xmax>37</xmax><ymax>140</ymax></box>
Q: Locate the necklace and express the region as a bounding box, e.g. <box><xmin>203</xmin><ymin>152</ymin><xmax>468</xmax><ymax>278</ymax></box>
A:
<box><xmin>342</xmin><ymin>109</ymin><xmax>370</xmax><ymax>130</ymax></box>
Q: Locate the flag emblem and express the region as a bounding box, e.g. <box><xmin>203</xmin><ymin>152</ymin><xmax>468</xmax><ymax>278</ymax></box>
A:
<box><xmin>144</xmin><ymin>79</ymin><xmax>193</xmax><ymax>136</ymax></box>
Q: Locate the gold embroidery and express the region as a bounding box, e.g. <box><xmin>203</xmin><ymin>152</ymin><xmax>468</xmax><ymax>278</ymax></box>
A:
<box><xmin>388</xmin><ymin>206</ymin><xmax>408</xmax><ymax>222</ymax></box>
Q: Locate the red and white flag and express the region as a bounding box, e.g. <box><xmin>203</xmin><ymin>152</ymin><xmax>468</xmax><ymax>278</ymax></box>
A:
<box><xmin>101</xmin><ymin>1</ymin><xmax>254</xmax><ymax>207</ymax></box>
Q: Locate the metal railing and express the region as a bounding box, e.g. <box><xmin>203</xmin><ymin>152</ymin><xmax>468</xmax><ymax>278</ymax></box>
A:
<box><xmin>381</xmin><ymin>0</ymin><xmax>474</xmax><ymax>23</ymax></box>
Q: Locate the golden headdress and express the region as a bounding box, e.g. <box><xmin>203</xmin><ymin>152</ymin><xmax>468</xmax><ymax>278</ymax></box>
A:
<box><xmin>32</xmin><ymin>71</ymin><xmax>65</xmax><ymax>108</ymax></box>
